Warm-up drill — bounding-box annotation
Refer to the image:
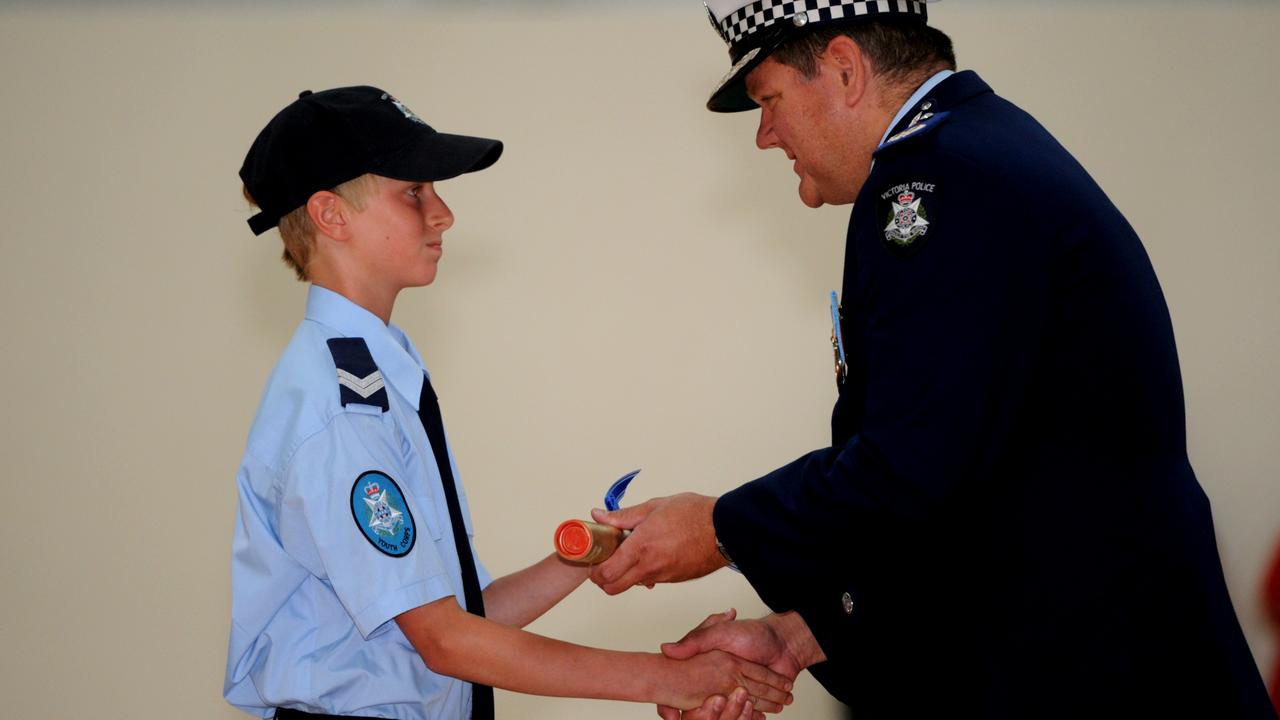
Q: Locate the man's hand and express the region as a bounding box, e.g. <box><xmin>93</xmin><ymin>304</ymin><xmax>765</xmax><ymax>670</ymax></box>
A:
<box><xmin>661</xmin><ymin>610</ymin><xmax>807</xmax><ymax>681</ymax></box>
<box><xmin>589</xmin><ymin>493</ymin><xmax>725</xmax><ymax>595</ymax></box>
<box><xmin>657</xmin><ymin>609</ymin><xmax>770</xmax><ymax>720</ymax></box>
<box><xmin>656</xmin><ymin>609</ymin><xmax>820</xmax><ymax>719</ymax></box>
<box><xmin>652</xmin><ymin>606</ymin><xmax>793</xmax><ymax>714</ymax></box>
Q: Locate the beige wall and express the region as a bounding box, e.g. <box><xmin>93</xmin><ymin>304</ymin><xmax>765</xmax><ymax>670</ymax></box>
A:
<box><xmin>1</xmin><ymin>3</ymin><xmax>1276</xmax><ymax>718</ymax></box>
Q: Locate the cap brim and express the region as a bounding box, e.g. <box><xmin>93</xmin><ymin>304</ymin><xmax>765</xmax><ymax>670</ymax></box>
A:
<box><xmin>375</xmin><ymin>131</ymin><xmax>504</xmax><ymax>183</ymax></box>
<box><xmin>707</xmin><ymin>45</ymin><xmax>768</xmax><ymax>113</ymax></box>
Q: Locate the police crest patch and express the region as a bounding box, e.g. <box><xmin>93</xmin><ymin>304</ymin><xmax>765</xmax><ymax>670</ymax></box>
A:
<box><xmin>381</xmin><ymin>92</ymin><xmax>428</xmax><ymax>126</ymax></box>
<box><xmin>878</xmin><ymin>181</ymin><xmax>938</xmax><ymax>257</ymax></box>
<box><xmin>351</xmin><ymin>471</ymin><xmax>416</xmax><ymax>557</ymax></box>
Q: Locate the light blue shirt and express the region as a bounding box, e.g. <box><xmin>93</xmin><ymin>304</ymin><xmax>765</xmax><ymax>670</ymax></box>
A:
<box><xmin>879</xmin><ymin>69</ymin><xmax>955</xmax><ymax>148</ymax></box>
<box><xmin>225</xmin><ymin>285</ymin><xmax>491</xmax><ymax>719</ymax></box>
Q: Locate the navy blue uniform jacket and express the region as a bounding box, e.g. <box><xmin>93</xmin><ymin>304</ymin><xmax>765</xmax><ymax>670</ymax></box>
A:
<box><xmin>713</xmin><ymin>71</ymin><xmax>1273</xmax><ymax>718</ymax></box>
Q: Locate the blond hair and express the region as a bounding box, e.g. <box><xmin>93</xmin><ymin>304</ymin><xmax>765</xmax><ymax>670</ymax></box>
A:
<box><xmin>242</xmin><ymin>174</ymin><xmax>379</xmax><ymax>281</ymax></box>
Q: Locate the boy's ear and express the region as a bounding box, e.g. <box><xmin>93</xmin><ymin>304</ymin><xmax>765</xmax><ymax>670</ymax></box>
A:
<box><xmin>306</xmin><ymin>190</ymin><xmax>352</xmax><ymax>241</ymax></box>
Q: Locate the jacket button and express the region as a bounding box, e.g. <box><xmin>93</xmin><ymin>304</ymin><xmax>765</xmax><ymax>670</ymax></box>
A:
<box><xmin>841</xmin><ymin>592</ymin><xmax>854</xmax><ymax>615</ymax></box>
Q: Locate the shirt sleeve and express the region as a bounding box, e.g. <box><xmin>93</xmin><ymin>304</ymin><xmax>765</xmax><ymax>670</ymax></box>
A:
<box><xmin>281</xmin><ymin>410</ymin><xmax>457</xmax><ymax>638</ymax></box>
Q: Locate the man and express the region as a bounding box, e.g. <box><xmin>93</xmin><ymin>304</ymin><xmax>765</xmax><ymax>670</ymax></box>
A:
<box><xmin>589</xmin><ymin>2</ymin><xmax>1276</xmax><ymax>718</ymax></box>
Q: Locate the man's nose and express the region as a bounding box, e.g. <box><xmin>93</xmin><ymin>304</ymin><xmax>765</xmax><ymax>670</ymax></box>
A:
<box><xmin>755</xmin><ymin>108</ymin><xmax>777</xmax><ymax>150</ymax></box>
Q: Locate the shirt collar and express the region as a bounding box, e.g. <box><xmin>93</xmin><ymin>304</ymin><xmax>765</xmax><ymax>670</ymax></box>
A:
<box><xmin>304</xmin><ymin>284</ymin><xmax>426</xmax><ymax>410</ymax></box>
<box><xmin>879</xmin><ymin>69</ymin><xmax>955</xmax><ymax>148</ymax></box>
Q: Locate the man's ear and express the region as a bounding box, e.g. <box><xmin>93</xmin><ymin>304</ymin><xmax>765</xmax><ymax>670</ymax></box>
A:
<box><xmin>823</xmin><ymin>35</ymin><xmax>868</xmax><ymax>107</ymax></box>
<box><xmin>306</xmin><ymin>190</ymin><xmax>351</xmax><ymax>241</ymax></box>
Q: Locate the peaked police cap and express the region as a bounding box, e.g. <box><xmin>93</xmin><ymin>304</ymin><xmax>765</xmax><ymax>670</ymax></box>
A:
<box><xmin>702</xmin><ymin>0</ymin><xmax>938</xmax><ymax>113</ymax></box>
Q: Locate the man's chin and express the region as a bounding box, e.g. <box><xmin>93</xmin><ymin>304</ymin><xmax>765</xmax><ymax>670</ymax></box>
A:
<box><xmin>798</xmin><ymin>181</ymin><xmax>825</xmax><ymax>208</ymax></box>
<box><xmin>798</xmin><ymin>176</ymin><xmax>859</xmax><ymax>207</ymax></box>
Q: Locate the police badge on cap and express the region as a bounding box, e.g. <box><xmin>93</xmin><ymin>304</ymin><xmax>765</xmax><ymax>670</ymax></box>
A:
<box><xmin>703</xmin><ymin>0</ymin><xmax>938</xmax><ymax>113</ymax></box>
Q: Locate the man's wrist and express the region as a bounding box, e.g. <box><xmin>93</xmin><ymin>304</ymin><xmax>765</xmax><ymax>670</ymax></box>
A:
<box><xmin>766</xmin><ymin>611</ymin><xmax>826</xmax><ymax>670</ymax></box>
<box><xmin>698</xmin><ymin>494</ymin><xmax>729</xmax><ymax>572</ymax></box>
<box><xmin>714</xmin><ymin>537</ymin><xmax>738</xmax><ymax>572</ymax></box>
<box><xmin>714</xmin><ymin>536</ymin><xmax>734</xmax><ymax>565</ymax></box>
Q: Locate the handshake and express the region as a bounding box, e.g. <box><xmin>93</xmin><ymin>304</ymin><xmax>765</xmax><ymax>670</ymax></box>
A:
<box><xmin>650</xmin><ymin>607</ymin><xmax>814</xmax><ymax>720</ymax></box>
<box><xmin>565</xmin><ymin>492</ymin><xmax>828</xmax><ymax>719</ymax></box>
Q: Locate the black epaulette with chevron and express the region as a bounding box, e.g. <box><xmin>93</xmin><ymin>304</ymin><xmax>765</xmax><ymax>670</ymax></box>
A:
<box><xmin>325</xmin><ymin>338</ymin><xmax>390</xmax><ymax>412</ymax></box>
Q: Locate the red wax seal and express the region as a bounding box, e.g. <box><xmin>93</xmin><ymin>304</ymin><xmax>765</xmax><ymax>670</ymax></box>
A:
<box><xmin>555</xmin><ymin>520</ymin><xmax>593</xmax><ymax>560</ymax></box>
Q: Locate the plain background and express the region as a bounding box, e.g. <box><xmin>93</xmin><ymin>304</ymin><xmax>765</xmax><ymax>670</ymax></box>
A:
<box><xmin>1</xmin><ymin>1</ymin><xmax>1277</xmax><ymax>718</ymax></box>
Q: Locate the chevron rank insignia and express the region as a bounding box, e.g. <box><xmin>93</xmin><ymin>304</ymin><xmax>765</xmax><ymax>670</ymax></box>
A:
<box><xmin>875</xmin><ymin>110</ymin><xmax>951</xmax><ymax>156</ymax></box>
<box><xmin>326</xmin><ymin>337</ymin><xmax>390</xmax><ymax>412</ymax></box>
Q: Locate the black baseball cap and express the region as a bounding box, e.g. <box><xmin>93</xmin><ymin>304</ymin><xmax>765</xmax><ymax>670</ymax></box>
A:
<box><xmin>240</xmin><ymin>85</ymin><xmax>504</xmax><ymax>235</ymax></box>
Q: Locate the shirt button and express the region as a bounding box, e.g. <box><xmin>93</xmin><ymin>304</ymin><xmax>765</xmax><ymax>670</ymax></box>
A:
<box><xmin>842</xmin><ymin>591</ymin><xmax>854</xmax><ymax>615</ymax></box>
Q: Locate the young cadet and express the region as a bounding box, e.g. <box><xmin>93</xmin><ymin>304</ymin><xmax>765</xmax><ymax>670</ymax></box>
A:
<box><xmin>224</xmin><ymin>86</ymin><xmax>793</xmax><ymax>720</ymax></box>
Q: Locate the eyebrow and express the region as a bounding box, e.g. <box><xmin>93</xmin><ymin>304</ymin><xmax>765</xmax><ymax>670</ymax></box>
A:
<box><xmin>745</xmin><ymin>76</ymin><xmax>773</xmax><ymax>104</ymax></box>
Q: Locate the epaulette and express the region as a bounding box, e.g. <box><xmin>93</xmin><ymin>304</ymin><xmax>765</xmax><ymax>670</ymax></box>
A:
<box><xmin>874</xmin><ymin>111</ymin><xmax>951</xmax><ymax>157</ymax></box>
<box><xmin>326</xmin><ymin>337</ymin><xmax>389</xmax><ymax>412</ymax></box>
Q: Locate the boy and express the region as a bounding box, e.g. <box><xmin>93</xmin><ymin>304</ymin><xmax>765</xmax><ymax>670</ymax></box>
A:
<box><xmin>224</xmin><ymin>86</ymin><xmax>792</xmax><ymax>720</ymax></box>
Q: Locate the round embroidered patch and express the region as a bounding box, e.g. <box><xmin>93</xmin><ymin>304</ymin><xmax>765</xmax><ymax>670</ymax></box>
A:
<box><xmin>350</xmin><ymin>471</ymin><xmax>416</xmax><ymax>557</ymax></box>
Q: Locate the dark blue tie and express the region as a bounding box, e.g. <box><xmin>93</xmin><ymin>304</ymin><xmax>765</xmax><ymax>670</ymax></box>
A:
<box><xmin>417</xmin><ymin>374</ymin><xmax>494</xmax><ymax>720</ymax></box>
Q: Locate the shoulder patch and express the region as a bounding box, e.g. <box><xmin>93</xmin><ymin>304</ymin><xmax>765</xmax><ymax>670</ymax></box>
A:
<box><xmin>877</xmin><ymin>180</ymin><xmax>940</xmax><ymax>258</ymax></box>
<box><xmin>351</xmin><ymin>470</ymin><xmax>417</xmax><ymax>557</ymax></box>
<box><xmin>326</xmin><ymin>337</ymin><xmax>389</xmax><ymax>412</ymax></box>
<box><xmin>875</xmin><ymin>111</ymin><xmax>951</xmax><ymax>156</ymax></box>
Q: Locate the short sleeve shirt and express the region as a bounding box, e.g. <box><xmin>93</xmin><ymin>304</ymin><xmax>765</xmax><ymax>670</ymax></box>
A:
<box><xmin>225</xmin><ymin>285</ymin><xmax>490</xmax><ymax>719</ymax></box>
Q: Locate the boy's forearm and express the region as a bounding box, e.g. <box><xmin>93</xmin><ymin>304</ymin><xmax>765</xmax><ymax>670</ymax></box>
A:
<box><xmin>398</xmin><ymin>599</ymin><xmax>673</xmax><ymax>704</ymax></box>
<box><xmin>482</xmin><ymin>553</ymin><xmax>590</xmax><ymax>627</ymax></box>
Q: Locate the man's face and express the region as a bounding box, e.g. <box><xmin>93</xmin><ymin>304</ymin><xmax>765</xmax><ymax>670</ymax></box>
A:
<box><xmin>746</xmin><ymin>56</ymin><xmax>864</xmax><ymax>208</ymax></box>
<box><xmin>348</xmin><ymin>176</ymin><xmax>454</xmax><ymax>289</ymax></box>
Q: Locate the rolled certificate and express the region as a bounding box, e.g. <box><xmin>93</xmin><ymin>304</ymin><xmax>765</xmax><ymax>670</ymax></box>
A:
<box><xmin>554</xmin><ymin>519</ymin><xmax>623</xmax><ymax>564</ymax></box>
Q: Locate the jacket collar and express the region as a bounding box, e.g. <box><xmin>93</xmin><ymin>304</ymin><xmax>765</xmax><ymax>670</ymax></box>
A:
<box><xmin>883</xmin><ymin>69</ymin><xmax>993</xmax><ymax>141</ymax></box>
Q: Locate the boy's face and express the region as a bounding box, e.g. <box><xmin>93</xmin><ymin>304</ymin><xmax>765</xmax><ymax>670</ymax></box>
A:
<box><xmin>347</xmin><ymin>176</ymin><xmax>454</xmax><ymax>289</ymax></box>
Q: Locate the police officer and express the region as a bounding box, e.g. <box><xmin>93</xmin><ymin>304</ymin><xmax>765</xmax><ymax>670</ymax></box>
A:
<box><xmin>588</xmin><ymin>2</ymin><xmax>1276</xmax><ymax>718</ymax></box>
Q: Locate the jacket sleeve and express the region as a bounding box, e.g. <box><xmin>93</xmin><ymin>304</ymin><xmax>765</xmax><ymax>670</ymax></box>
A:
<box><xmin>713</xmin><ymin>148</ymin><xmax>1059</xmax><ymax>663</ymax></box>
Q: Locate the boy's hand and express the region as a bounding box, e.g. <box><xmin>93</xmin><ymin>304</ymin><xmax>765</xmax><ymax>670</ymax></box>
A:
<box><xmin>589</xmin><ymin>493</ymin><xmax>724</xmax><ymax>594</ymax></box>
<box><xmin>664</xmin><ymin>649</ymin><xmax>793</xmax><ymax>715</ymax></box>
<box><xmin>658</xmin><ymin>687</ymin><xmax>764</xmax><ymax>720</ymax></box>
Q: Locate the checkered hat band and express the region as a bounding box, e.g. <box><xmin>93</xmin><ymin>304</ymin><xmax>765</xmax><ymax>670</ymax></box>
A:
<box><xmin>720</xmin><ymin>0</ymin><xmax>927</xmax><ymax>46</ymax></box>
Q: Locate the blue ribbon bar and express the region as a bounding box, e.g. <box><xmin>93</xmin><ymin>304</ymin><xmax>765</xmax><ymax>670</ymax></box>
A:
<box><xmin>604</xmin><ymin>469</ymin><xmax>641</xmax><ymax>512</ymax></box>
